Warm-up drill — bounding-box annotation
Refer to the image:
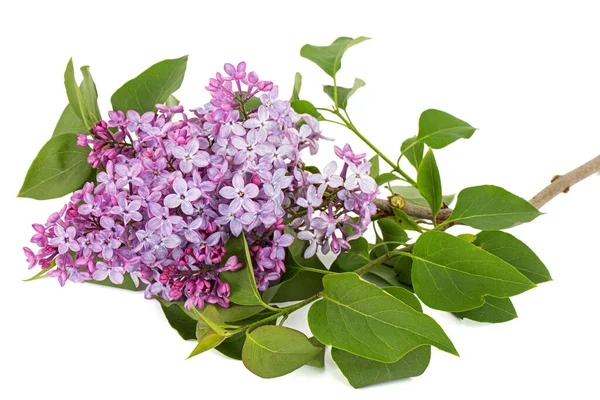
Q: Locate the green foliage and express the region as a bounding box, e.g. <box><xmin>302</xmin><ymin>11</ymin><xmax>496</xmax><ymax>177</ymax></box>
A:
<box><xmin>411</xmin><ymin>231</ymin><xmax>536</xmax><ymax>312</ymax></box>
<box><xmin>158</xmin><ymin>299</ymin><xmax>197</xmax><ymax>341</ymax></box>
<box><xmin>454</xmin><ymin>297</ymin><xmax>518</xmax><ymax>323</ymax></box>
<box><xmin>332</xmin><ymin>346</ymin><xmax>430</xmax><ymax>388</ymax></box>
<box><xmin>473</xmin><ymin>231</ymin><xmax>551</xmax><ymax>283</ymax></box>
<box><xmin>417</xmin><ymin>149</ymin><xmax>443</xmax><ymax>219</ymax></box>
<box><xmin>290</xmin><ymin>100</ymin><xmax>324</xmax><ymax>120</ymax></box>
<box><xmin>417</xmin><ymin>109</ymin><xmax>476</xmax><ymax>149</ymax></box>
<box><xmin>64</xmin><ymin>59</ymin><xmax>101</xmax><ymax>129</ymax></box>
<box><xmin>18</xmin><ymin>133</ymin><xmax>94</xmax><ymax>199</ymax></box>
<box><xmin>401</xmin><ymin>136</ymin><xmax>424</xmax><ymax>169</ymax></box>
<box><xmin>300</xmin><ymin>36</ymin><xmax>370</xmax><ymax>78</ymax></box>
<box><xmin>291</xmin><ymin>72</ymin><xmax>302</xmax><ymax>101</ymax></box>
<box><xmin>391</xmin><ymin>185</ymin><xmax>454</xmax><ymax>208</ymax></box>
<box><xmin>377</xmin><ymin>219</ymin><xmax>409</xmax><ymax>244</ymax></box>
<box><xmin>220</xmin><ymin>233</ymin><xmax>271</xmax><ymax>307</ymax></box>
<box><xmin>308</xmin><ymin>273</ymin><xmax>458</xmax><ymax>363</ymax></box>
<box><xmin>242</xmin><ymin>326</ymin><xmax>322</xmax><ymax>378</ymax></box>
<box><xmin>111</xmin><ymin>56</ymin><xmax>188</xmax><ymax>114</ymax></box>
<box><xmin>53</xmin><ymin>104</ymin><xmax>88</xmax><ymax>137</ymax></box>
<box><xmin>445</xmin><ymin>185</ymin><xmax>542</xmax><ymax>229</ymax></box>
<box><xmin>323</xmin><ymin>78</ymin><xmax>365</xmax><ymax>109</ymax></box>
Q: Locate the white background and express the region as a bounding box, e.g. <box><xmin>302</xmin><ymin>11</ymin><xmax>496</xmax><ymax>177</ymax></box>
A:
<box><xmin>1</xmin><ymin>0</ymin><xmax>599</xmax><ymax>398</ymax></box>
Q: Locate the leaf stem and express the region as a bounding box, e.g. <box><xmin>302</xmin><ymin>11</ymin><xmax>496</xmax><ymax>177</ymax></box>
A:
<box><xmin>332</xmin><ymin>110</ymin><xmax>419</xmax><ymax>188</ymax></box>
<box><xmin>238</xmin><ymin>293</ymin><xmax>321</xmax><ymax>334</ymax></box>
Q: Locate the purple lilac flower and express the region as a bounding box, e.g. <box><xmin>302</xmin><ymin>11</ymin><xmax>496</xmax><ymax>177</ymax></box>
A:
<box><xmin>23</xmin><ymin>61</ymin><xmax>378</xmax><ymax>312</ymax></box>
<box><xmin>344</xmin><ymin>161</ymin><xmax>378</xmax><ymax>194</ymax></box>
<box><xmin>48</xmin><ymin>225</ymin><xmax>80</xmax><ymax>254</ymax></box>
<box><xmin>164</xmin><ymin>177</ymin><xmax>202</xmax><ymax>215</ymax></box>
<box><xmin>172</xmin><ymin>139</ymin><xmax>209</xmax><ymax>173</ymax></box>
<box><xmin>219</xmin><ymin>174</ymin><xmax>259</xmax><ymax>209</ymax></box>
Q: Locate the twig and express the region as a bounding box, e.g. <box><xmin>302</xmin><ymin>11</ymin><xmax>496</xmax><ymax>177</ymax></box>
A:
<box><xmin>528</xmin><ymin>154</ymin><xmax>600</xmax><ymax>209</ymax></box>
<box><xmin>375</xmin><ymin>154</ymin><xmax>600</xmax><ymax>220</ymax></box>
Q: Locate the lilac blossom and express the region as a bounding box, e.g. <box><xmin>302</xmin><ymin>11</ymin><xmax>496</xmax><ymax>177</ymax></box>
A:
<box><xmin>172</xmin><ymin>139</ymin><xmax>209</xmax><ymax>173</ymax></box>
<box><xmin>22</xmin><ymin>61</ymin><xmax>379</xmax><ymax>312</ymax></box>
<box><xmin>219</xmin><ymin>174</ymin><xmax>259</xmax><ymax>209</ymax></box>
<box><xmin>344</xmin><ymin>161</ymin><xmax>378</xmax><ymax>194</ymax></box>
<box><xmin>164</xmin><ymin>177</ymin><xmax>201</xmax><ymax>215</ymax></box>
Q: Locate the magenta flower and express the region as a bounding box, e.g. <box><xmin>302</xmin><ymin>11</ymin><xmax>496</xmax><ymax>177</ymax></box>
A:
<box><xmin>115</xmin><ymin>163</ymin><xmax>144</xmax><ymax>189</ymax></box>
<box><xmin>215</xmin><ymin>202</ymin><xmax>244</xmax><ymax>236</ymax></box>
<box><xmin>147</xmin><ymin>203</ymin><xmax>183</xmax><ymax>236</ymax></box>
<box><xmin>344</xmin><ymin>161</ymin><xmax>377</xmax><ymax>194</ymax></box>
<box><xmin>111</xmin><ymin>193</ymin><xmax>143</xmax><ymax>225</ymax></box>
<box><xmin>92</xmin><ymin>261</ymin><xmax>125</xmax><ymax>285</ymax></box>
<box><xmin>164</xmin><ymin>178</ymin><xmax>202</xmax><ymax>215</ymax></box>
<box><xmin>126</xmin><ymin>110</ymin><xmax>154</xmax><ymax>133</ymax></box>
<box><xmin>172</xmin><ymin>139</ymin><xmax>209</xmax><ymax>173</ymax></box>
<box><xmin>77</xmin><ymin>233</ymin><xmax>102</xmax><ymax>258</ymax></box>
<box><xmin>270</xmin><ymin>230</ymin><xmax>294</xmax><ymax>260</ymax></box>
<box><xmin>49</xmin><ymin>225</ymin><xmax>80</xmax><ymax>254</ymax></box>
<box><xmin>219</xmin><ymin>174</ymin><xmax>259</xmax><ymax>209</ymax></box>
<box><xmin>243</xmin><ymin>105</ymin><xmax>278</xmax><ymax>137</ymax></box>
<box><xmin>107</xmin><ymin>110</ymin><xmax>126</xmax><ymax>128</ymax></box>
<box><xmin>23</xmin><ymin>247</ymin><xmax>37</xmax><ymax>269</ymax></box>
<box><xmin>307</xmin><ymin>161</ymin><xmax>343</xmax><ymax>196</ymax></box>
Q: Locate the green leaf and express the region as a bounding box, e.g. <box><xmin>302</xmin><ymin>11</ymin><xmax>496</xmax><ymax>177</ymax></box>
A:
<box><xmin>331</xmin><ymin>237</ymin><xmax>370</xmax><ymax>272</ymax></box>
<box><xmin>216</xmin><ymin>305</ymin><xmax>264</xmax><ymax>323</ymax></box>
<box><xmin>418</xmin><ymin>109</ymin><xmax>476</xmax><ymax>149</ymax></box>
<box><xmin>215</xmin><ymin>315</ymin><xmax>277</xmax><ymax>360</ymax></box>
<box><xmin>53</xmin><ymin>104</ymin><xmax>87</xmax><ymax>137</ymax></box>
<box><xmin>188</xmin><ymin>306</ymin><xmax>226</xmax><ymax>358</ymax></box>
<box><xmin>332</xmin><ymin>346</ymin><xmax>431</xmax><ymax>389</ymax></box>
<box><xmin>391</xmin><ymin>206</ymin><xmax>424</xmax><ymax>232</ymax></box>
<box><xmin>384</xmin><ymin>286</ymin><xmax>422</xmax><ymax>312</ymax></box>
<box><xmin>401</xmin><ymin>136</ymin><xmax>424</xmax><ymax>169</ymax></box>
<box><xmin>242</xmin><ymin>326</ymin><xmax>322</xmax><ymax>378</ymax></box>
<box><xmin>18</xmin><ymin>133</ymin><xmax>93</xmax><ymax>199</ymax></box>
<box><xmin>158</xmin><ymin>299</ymin><xmax>197</xmax><ymax>341</ymax></box>
<box><xmin>454</xmin><ymin>296</ymin><xmax>518</xmax><ymax>323</ymax></box>
<box><xmin>291</xmin><ymin>72</ymin><xmax>302</xmax><ymax>101</ymax></box>
<box><xmin>263</xmin><ymin>265</ymin><xmax>325</xmax><ymax>303</ymax></box>
<box><xmin>306</xmin><ymin>337</ymin><xmax>326</xmax><ymax>368</ymax></box>
<box><xmin>445</xmin><ymin>185</ymin><xmax>542</xmax><ymax>230</ymax></box>
<box><xmin>323</xmin><ymin>78</ymin><xmax>365</xmax><ymax>109</ymax></box>
<box><xmin>308</xmin><ymin>273</ymin><xmax>458</xmax><ymax>363</ymax></box>
<box><xmin>363</xmin><ymin>266</ymin><xmax>409</xmax><ymax>289</ymax></box>
<box><xmin>79</xmin><ymin>66</ymin><xmax>101</xmax><ymax>124</ymax></box>
<box><xmin>391</xmin><ymin>185</ymin><xmax>454</xmax><ymax>208</ymax></box>
<box><xmin>290</xmin><ymin>100</ymin><xmax>323</xmax><ymax>120</ymax></box>
<box><xmin>369</xmin><ymin>155</ymin><xmax>380</xmax><ymax>178</ymax></box>
<box><xmin>188</xmin><ymin>332</ymin><xmax>225</xmax><ymax>359</ymax></box>
<box><xmin>474</xmin><ymin>231</ymin><xmax>551</xmax><ymax>283</ymax></box>
<box><xmin>63</xmin><ymin>60</ymin><xmax>101</xmax><ymax>129</ymax></box>
<box><xmin>377</xmin><ymin>219</ymin><xmax>409</xmax><ymax>244</ymax></box>
<box><xmin>375</xmin><ymin>173</ymin><xmax>402</xmax><ymax>186</ymax></box>
<box><xmin>165</xmin><ymin>95</ymin><xmax>180</xmax><ymax>107</ymax></box>
<box><xmin>417</xmin><ymin>149</ymin><xmax>443</xmax><ymax>219</ymax></box>
<box><xmin>220</xmin><ymin>233</ymin><xmax>266</xmax><ymax>307</ymax></box>
<box><xmin>411</xmin><ymin>231</ymin><xmax>536</xmax><ymax>312</ymax></box>
<box><xmin>300</xmin><ymin>36</ymin><xmax>370</xmax><ymax>78</ymax></box>
<box><xmin>393</xmin><ymin>255</ymin><xmax>413</xmax><ymax>287</ymax></box>
<box><xmin>110</xmin><ymin>56</ymin><xmax>188</xmax><ymax>114</ymax></box>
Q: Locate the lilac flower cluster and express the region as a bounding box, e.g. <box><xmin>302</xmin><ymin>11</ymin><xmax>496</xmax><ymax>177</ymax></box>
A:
<box><xmin>23</xmin><ymin>62</ymin><xmax>379</xmax><ymax>309</ymax></box>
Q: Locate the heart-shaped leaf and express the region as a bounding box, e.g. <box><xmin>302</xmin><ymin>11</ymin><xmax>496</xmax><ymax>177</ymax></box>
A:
<box><xmin>300</xmin><ymin>36</ymin><xmax>370</xmax><ymax>78</ymax></box>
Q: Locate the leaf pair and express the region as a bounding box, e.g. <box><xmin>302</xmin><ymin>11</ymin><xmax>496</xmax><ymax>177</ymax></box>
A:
<box><xmin>299</xmin><ymin>36</ymin><xmax>369</xmax><ymax>110</ymax></box>
<box><xmin>19</xmin><ymin>56</ymin><xmax>188</xmax><ymax>200</ymax></box>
